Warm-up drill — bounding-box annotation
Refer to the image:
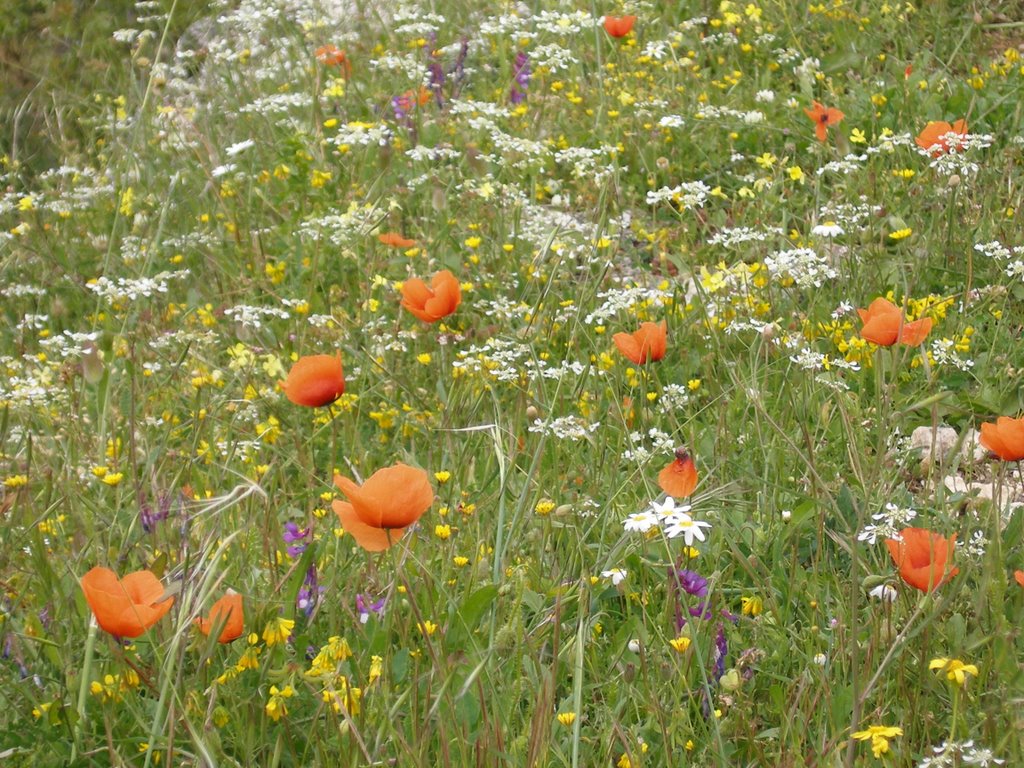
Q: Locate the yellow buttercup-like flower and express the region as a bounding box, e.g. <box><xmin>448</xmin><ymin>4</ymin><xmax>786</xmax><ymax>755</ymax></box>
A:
<box><xmin>929</xmin><ymin>657</ymin><xmax>979</xmax><ymax>686</ymax></box>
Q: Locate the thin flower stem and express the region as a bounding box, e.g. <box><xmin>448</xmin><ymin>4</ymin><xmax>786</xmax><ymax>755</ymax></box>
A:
<box><xmin>70</xmin><ymin>616</ymin><xmax>99</xmax><ymax>762</ymax></box>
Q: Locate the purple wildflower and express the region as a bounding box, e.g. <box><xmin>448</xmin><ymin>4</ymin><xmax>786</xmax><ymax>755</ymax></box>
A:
<box><xmin>510</xmin><ymin>51</ymin><xmax>530</xmax><ymax>104</ymax></box>
<box><xmin>676</xmin><ymin>569</ymin><xmax>708</xmax><ymax>597</ymax></box>
<box><xmin>283</xmin><ymin>522</ymin><xmax>310</xmax><ymax>558</ymax></box>
<box><xmin>356</xmin><ymin>593</ymin><xmax>386</xmax><ymax>624</ymax></box>
<box><xmin>140</xmin><ymin>491</ymin><xmax>174</xmax><ymax>533</ymax></box>
<box><xmin>297</xmin><ymin>565</ymin><xmax>322</xmax><ymax>619</ymax></box>
<box><xmin>714</xmin><ymin>623</ymin><xmax>728</xmax><ymax>679</ymax></box>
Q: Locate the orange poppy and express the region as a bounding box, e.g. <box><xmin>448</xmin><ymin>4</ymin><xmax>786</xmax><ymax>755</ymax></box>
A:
<box><xmin>857</xmin><ymin>298</ymin><xmax>933</xmax><ymax>347</ymax></box>
<box><xmin>333</xmin><ymin>463</ymin><xmax>434</xmax><ymax>551</ymax></box>
<box><xmin>281</xmin><ymin>354</ymin><xmax>345</xmax><ymax>407</ymax></box>
<box><xmin>378</xmin><ymin>232</ymin><xmax>417</xmax><ymax>248</ymax></box>
<box><xmin>979</xmin><ymin>416</ymin><xmax>1024</xmax><ymax>461</ymax></box>
<box><xmin>315</xmin><ymin>45</ymin><xmax>352</xmax><ymax>77</ymax></box>
<box><xmin>400</xmin><ymin>270</ymin><xmax>461</xmax><ymax>323</ymax></box>
<box><xmin>916</xmin><ymin>120</ymin><xmax>967</xmax><ymax>156</ymax></box>
<box><xmin>885</xmin><ymin>528</ymin><xmax>958</xmax><ymax>593</ymax></box>
<box><xmin>613</xmin><ymin>321</ymin><xmax>667</xmax><ymax>365</ymax></box>
<box><xmin>80</xmin><ymin>566</ymin><xmax>175</xmax><ymax>638</ymax></box>
<box><xmin>804</xmin><ymin>101</ymin><xmax>844</xmax><ymax>143</ymax></box>
<box><xmin>195</xmin><ymin>591</ymin><xmax>244</xmax><ymax>643</ymax></box>
<box><xmin>659</xmin><ymin>450</ymin><xmax>698</xmax><ymax>498</ymax></box>
<box><xmin>1015</xmin><ymin>570</ymin><xmax>1024</xmax><ymax>588</ymax></box>
<box><xmin>603</xmin><ymin>15</ymin><xmax>636</xmax><ymax>38</ymax></box>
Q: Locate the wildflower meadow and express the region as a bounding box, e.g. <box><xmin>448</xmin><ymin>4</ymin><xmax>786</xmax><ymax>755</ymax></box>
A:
<box><xmin>3</xmin><ymin>0</ymin><xmax>1024</xmax><ymax>764</ymax></box>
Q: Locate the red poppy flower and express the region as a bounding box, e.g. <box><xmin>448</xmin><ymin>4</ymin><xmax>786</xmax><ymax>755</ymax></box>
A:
<box><xmin>885</xmin><ymin>528</ymin><xmax>958</xmax><ymax>593</ymax></box>
<box><xmin>979</xmin><ymin>416</ymin><xmax>1024</xmax><ymax>461</ymax></box>
<box><xmin>281</xmin><ymin>354</ymin><xmax>345</xmax><ymax>407</ymax></box>
<box><xmin>804</xmin><ymin>101</ymin><xmax>845</xmax><ymax>143</ymax></box>
<box><xmin>1014</xmin><ymin>570</ymin><xmax>1024</xmax><ymax>588</ymax></box>
<box><xmin>613</xmin><ymin>321</ymin><xmax>667</xmax><ymax>365</ymax></box>
<box><xmin>603</xmin><ymin>15</ymin><xmax>636</xmax><ymax>38</ymax></box>
<box><xmin>195</xmin><ymin>591</ymin><xmax>244</xmax><ymax>643</ymax></box>
<box><xmin>333</xmin><ymin>463</ymin><xmax>434</xmax><ymax>551</ymax></box>
<box><xmin>378</xmin><ymin>232</ymin><xmax>417</xmax><ymax>248</ymax></box>
<box><xmin>315</xmin><ymin>45</ymin><xmax>352</xmax><ymax>77</ymax></box>
<box><xmin>659</xmin><ymin>449</ymin><xmax>698</xmax><ymax>498</ymax></box>
<box><xmin>400</xmin><ymin>270</ymin><xmax>461</xmax><ymax>323</ymax></box>
<box><xmin>916</xmin><ymin>120</ymin><xmax>967</xmax><ymax>156</ymax></box>
<box><xmin>857</xmin><ymin>298</ymin><xmax>933</xmax><ymax>347</ymax></box>
<box><xmin>80</xmin><ymin>566</ymin><xmax>175</xmax><ymax>638</ymax></box>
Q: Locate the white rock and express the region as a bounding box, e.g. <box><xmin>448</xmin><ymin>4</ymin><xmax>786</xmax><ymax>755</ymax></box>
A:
<box><xmin>910</xmin><ymin>425</ymin><xmax>959</xmax><ymax>463</ymax></box>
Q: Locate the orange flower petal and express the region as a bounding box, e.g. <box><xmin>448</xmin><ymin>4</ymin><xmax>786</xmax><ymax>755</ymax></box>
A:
<box><xmin>613</xmin><ymin>321</ymin><xmax>667</xmax><ymax>365</ymax></box>
<box><xmin>659</xmin><ymin>452</ymin><xmax>698</xmax><ymax>498</ymax></box>
<box><xmin>980</xmin><ymin>416</ymin><xmax>1024</xmax><ymax>461</ymax></box>
<box><xmin>603</xmin><ymin>15</ymin><xmax>636</xmax><ymax>37</ymax></box>
<box><xmin>898</xmin><ymin>317</ymin><xmax>933</xmax><ymax>347</ymax></box>
<box><xmin>401</xmin><ymin>270</ymin><xmax>461</xmax><ymax>323</ymax></box>
<box><xmin>282</xmin><ymin>355</ymin><xmax>345</xmax><ymax>407</ymax></box>
<box><xmin>378</xmin><ymin>232</ymin><xmax>417</xmax><ymax>248</ymax></box>
<box><xmin>195</xmin><ymin>592</ymin><xmax>244</xmax><ymax>643</ymax></box>
<box><xmin>1014</xmin><ymin>570</ymin><xmax>1024</xmax><ymax>588</ymax></box>
<box><xmin>81</xmin><ymin>566</ymin><xmax>174</xmax><ymax>638</ymax></box>
<box><xmin>886</xmin><ymin>528</ymin><xmax>957</xmax><ymax>593</ymax></box>
<box><xmin>336</xmin><ymin>463</ymin><xmax>434</xmax><ymax>529</ymax></box>
<box><xmin>333</xmin><ymin>500</ymin><xmax>407</xmax><ymax>552</ymax></box>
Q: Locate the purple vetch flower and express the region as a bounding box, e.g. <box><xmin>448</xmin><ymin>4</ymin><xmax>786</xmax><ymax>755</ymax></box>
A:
<box><xmin>714</xmin><ymin>623</ymin><xmax>728</xmax><ymax>679</ymax></box>
<box><xmin>283</xmin><ymin>522</ymin><xmax>310</xmax><ymax>557</ymax></box>
<box><xmin>427</xmin><ymin>60</ymin><xmax>445</xmax><ymax>106</ymax></box>
<box><xmin>140</xmin><ymin>491</ymin><xmax>175</xmax><ymax>533</ymax></box>
<box><xmin>356</xmin><ymin>593</ymin><xmax>386</xmax><ymax>624</ymax></box>
<box><xmin>297</xmin><ymin>565</ymin><xmax>323</xmax><ymax>619</ymax></box>
<box><xmin>510</xmin><ymin>51</ymin><xmax>530</xmax><ymax>104</ymax></box>
<box><xmin>675</xmin><ymin>569</ymin><xmax>708</xmax><ymax>597</ymax></box>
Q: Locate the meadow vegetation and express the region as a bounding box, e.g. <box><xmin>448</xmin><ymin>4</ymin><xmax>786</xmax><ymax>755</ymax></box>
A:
<box><xmin>1</xmin><ymin>0</ymin><xmax>1024</xmax><ymax>765</ymax></box>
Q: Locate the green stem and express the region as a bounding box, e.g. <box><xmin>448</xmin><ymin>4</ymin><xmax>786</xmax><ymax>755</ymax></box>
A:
<box><xmin>71</xmin><ymin>617</ymin><xmax>99</xmax><ymax>762</ymax></box>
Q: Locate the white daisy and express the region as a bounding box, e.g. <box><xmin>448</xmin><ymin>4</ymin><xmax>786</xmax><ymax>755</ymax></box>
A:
<box><xmin>623</xmin><ymin>511</ymin><xmax>658</xmax><ymax>533</ymax></box>
<box><xmin>601</xmin><ymin>568</ymin><xmax>627</xmax><ymax>586</ymax></box>
<box><xmin>663</xmin><ymin>512</ymin><xmax>711</xmax><ymax>546</ymax></box>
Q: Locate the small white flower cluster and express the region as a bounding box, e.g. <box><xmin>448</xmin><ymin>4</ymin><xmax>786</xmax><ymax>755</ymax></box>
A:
<box><xmin>584</xmin><ymin>284</ymin><xmax>672</xmax><ymax>325</ymax></box>
<box><xmin>917</xmin><ymin>741</ymin><xmax>1005</xmax><ymax>767</ymax></box>
<box><xmin>623</xmin><ymin>497</ymin><xmax>712</xmax><ymax>547</ymax></box>
<box><xmin>857</xmin><ymin>503</ymin><xmax>918</xmax><ymax>545</ymax></box>
<box><xmin>621</xmin><ymin>427</ymin><xmax>675</xmax><ymax>463</ymax></box>
<box><xmin>923</xmin><ymin>133</ymin><xmax>994</xmax><ymax>176</ymax></box>
<box><xmin>223</xmin><ymin>304</ymin><xmax>291</xmax><ymax>330</ymax></box>
<box><xmin>329</xmin><ymin>122</ymin><xmax>393</xmax><ymax>148</ymax></box>
<box><xmin>974</xmin><ymin>239</ymin><xmax>1024</xmax><ymax>282</ymax></box>
<box><xmin>930</xmin><ymin>338</ymin><xmax>973</xmax><ymax>371</ymax></box>
<box><xmin>819</xmin><ymin>200</ymin><xmax>881</xmax><ymax>228</ymax></box>
<box><xmin>38</xmin><ymin>330</ymin><xmax>101</xmax><ymax>358</ymax></box>
<box><xmin>531</xmin><ymin>43</ymin><xmax>579</xmax><ymax>72</ymax></box>
<box><xmin>646</xmin><ymin>180</ymin><xmax>711</xmax><ymax>209</ymax></box>
<box><xmin>86</xmin><ymin>270</ymin><xmax>190</xmax><ymax>305</ymax></box>
<box><xmin>694</xmin><ymin>105</ymin><xmax>765</xmax><ymax>124</ymax></box>
<box><xmin>708</xmin><ymin>226</ymin><xmax>781</xmax><ymax>248</ymax></box>
<box><xmin>763</xmin><ymin>248</ymin><xmax>837</xmax><ymax>288</ymax></box>
<box><xmin>528</xmin><ymin>416</ymin><xmax>600</xmax><ymax>442</ymax></box>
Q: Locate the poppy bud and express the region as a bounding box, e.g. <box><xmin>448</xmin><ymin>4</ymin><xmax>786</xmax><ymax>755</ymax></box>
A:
<box><xmin>526</xmin><ymin>405</ymin><xmax>540</xmax><ymax>421</ymax></box>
